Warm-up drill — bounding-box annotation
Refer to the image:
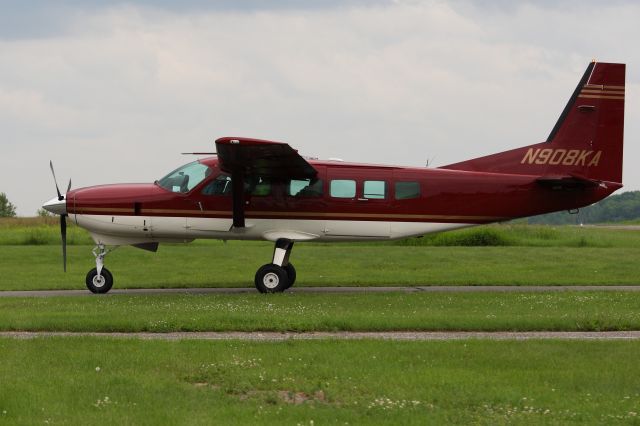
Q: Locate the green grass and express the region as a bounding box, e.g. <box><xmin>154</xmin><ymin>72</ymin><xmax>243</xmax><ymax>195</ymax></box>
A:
<box><xmin>395</xmin><ymin>224</ymin><xmax>640</xmax><ymax>248</ymax></box>
<box><xmin>1</xmin><ymin>243</ymin><xmax>639</xmax><ymax>290</ymax></box>
<box><xmin>1</xmin><ymin>292</ymin><xmax>640</xmax><ymax>332</ymax></box>
<box><xmin>2</xmin><ymin>219</ymin><xmax>639</xmax><ymax>424</ymax></box>
<box><xmin>0</xmin><ymin>217</ymin><xmax>93</xmax><ymax>245</ymax></box>
<box><xmin>1</xmin><ymin>337</ymin><xmax>640</xmax><ymax>424</ymax></box>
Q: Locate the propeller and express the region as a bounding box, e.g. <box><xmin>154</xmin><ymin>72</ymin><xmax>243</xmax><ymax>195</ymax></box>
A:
<box><xmin>60</xmin><ymin>210</ymin><xmax>67</xmax><ymax>272</ymax></box>
<box><xmin>49</xmin><ymin>161</ymin><xmax>71</xmax><ymax>272</ymax></box>
<box><xmin>50</xmin><ymin>160</ymin><xmax>63</xmax><ymax>201</ymax></box>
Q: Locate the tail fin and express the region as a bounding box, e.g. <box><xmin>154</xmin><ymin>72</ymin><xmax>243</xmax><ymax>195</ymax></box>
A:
<box><xmin>441</xmin><ymin>62</ymin><xmax>625</xmax><ymax>184</ymax></box>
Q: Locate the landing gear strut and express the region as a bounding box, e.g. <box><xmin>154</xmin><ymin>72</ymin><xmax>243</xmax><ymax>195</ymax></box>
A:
<box><xmin>254</xmin><ymin>239</ymin><xmax>296</xmax><ymax>293</ymax></box>
<box><xmin>86</xmin><ymin>244</ymin><xmax>114</xmax><ymax>294</ymax></box>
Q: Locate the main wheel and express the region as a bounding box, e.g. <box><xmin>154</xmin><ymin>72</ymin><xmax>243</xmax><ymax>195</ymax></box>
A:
<box><xmin>283</xmin><ymin>263</ymin><xmax>296</xmax><ymax>289</ymax></box>
<box><xmin>254</xmin><ymin>264</ymin><xmax>289</xmax><ymax>293</ymax></box>
<box><xmin>86</xmin><ymin>267</ymin><xmax>114</xmax><ymax>294</ymax></box>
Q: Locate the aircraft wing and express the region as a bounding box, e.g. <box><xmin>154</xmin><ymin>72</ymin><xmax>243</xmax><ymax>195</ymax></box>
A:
<box><xmin>215</xmin><ymin>137</ymin><xmax>317</xmax><ymax>179</ymax></box>
<box><xmin>214</xmin><ymin>137</ymin><xmax>318</xmax><ymax>228</ymax></box>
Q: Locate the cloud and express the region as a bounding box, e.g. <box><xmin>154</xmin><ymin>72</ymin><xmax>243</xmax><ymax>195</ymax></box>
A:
<box><xmin>0</xmin><ymin>1</ymin><xmax>638</xmax><ymax>215</ymax></box>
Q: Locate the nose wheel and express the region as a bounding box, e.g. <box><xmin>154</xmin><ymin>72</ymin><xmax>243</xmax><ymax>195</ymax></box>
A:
<box><xmin>86</xmin><ymin>244</ymin><xmax>114</xmax><ymax>294</ymax></box>
<box><xmin>254</xmin><ymin>239</ymin><xmax>296</xmax><ymax>293</ymax></box>
<box><xmin>86</xmin><ymin>267</ymin><xmax>113</xmax><ymax>293</ymax></box>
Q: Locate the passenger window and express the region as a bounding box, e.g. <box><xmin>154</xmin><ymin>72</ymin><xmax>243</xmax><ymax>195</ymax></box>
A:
<box><xmin>395</xmin><ymin>181</ymin><xmax>420</xmax><ymax>200</ymax></box>
<box><xmin>245</xmin><ymin>176</ymin><xmax>271</xmax><ymax>196</ymax></box>
<box><xmin>364</xmin><ymin>180</ymin><xmax>386</xmax><ymax>199</ymax></box>
<box><xmin>330</xmin><ymin>180</ymin><xmax>356</xmax><ymax>198</ymax></box>
<box><xmin>201</xmin><ymin>174</ymin><xmax>232</xmax><ymax>196</ymax></box>
<box><xmin>289</xmin><ymin>179</ymin><xmax>323</xmax><ymax>197</ymax></box>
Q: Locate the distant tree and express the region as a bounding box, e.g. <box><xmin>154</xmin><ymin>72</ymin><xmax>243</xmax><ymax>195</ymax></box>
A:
<box><xmin>0</xmin><ymin>192</ymin><xmax>17</xmax><ymax>217</ymax></box>
<box><xmin>37</xmin><ymin>208</ymin><xmax>53</xmax><ymax>217</ymax></box>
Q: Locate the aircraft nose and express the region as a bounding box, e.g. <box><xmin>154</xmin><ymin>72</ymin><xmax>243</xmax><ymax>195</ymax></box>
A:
<box><xmin>42</xmin><ymin>196</ymin><xmax>67</xmax><ymax>216</ymax></box>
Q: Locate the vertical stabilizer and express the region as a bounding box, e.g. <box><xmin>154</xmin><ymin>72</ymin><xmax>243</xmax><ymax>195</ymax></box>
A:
<box><xmin>442</xmin><ymin>62</ymin><xmax>625</xmax><ymax>184</ymax></box>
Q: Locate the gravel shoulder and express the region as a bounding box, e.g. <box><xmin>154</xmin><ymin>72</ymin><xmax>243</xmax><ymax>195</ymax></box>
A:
<box><xmin>3</xmin><ymin>331</ymin><xmax>640</xmax><ymax>341</ymax></box>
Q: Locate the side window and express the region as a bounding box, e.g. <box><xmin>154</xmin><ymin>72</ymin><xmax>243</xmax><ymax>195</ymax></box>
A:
<box><xmin>201</xmin><ymin>174</ymin><xmax>232</xmax><ymax>196</ymax></box>
<box><xmin>364</xmin><ymin>180</ymin><xmax>386</xmax><ymax>199</ymax></box>
<box><xmin>201</xmin><ymin>175</ymin><xmax>272</xmax><ymax>196</ymax></box>
<box><xmin>395</xmin><ymin>181</ymin><xmax>420</xmax><ymax>200</ymax></box>
<box><xmin>289</xmin><ymin>179</ymin><xmax>323</xmax><ymax>197</ymax></box>
<box><xmin>330</xmin><ymin>180</ymin><xmax>356</xmax><ymax>198</ymax></box>
<box><xmin>246</xmin><ymin>176</ymin><xmax>271</xmax><ymax>196</ymax></box>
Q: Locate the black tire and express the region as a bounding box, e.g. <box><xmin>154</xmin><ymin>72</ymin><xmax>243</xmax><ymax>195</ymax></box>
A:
<box><xmin>85</xmin><ymin>267</ymin><xmax>114</xmax><ymax>294</ymax></box>
<box><xmin>283</xmin><ymin>263</ymin><xmax>296</xmax><ymax>289</ymax></box>
<box><xmin>254</xmin><ymin>264</ymin><xmax>289</xmax><ymax>293</ymax></box>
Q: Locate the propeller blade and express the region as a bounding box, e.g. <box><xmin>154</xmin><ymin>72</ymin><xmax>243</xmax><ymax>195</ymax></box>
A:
<box><xmin>49</xmin><ymin>160</ymin><xmax>63</xmax><ymax>201</ymax></box>
<box><xmin>61</xmin><ymin>214</ymin><xmax>67</xmax><ymax>272</ymax></box>
<box><xmin>66</xmin><ymin>178</ymin><xmax>72</xmax><ymax>193</ymax></box>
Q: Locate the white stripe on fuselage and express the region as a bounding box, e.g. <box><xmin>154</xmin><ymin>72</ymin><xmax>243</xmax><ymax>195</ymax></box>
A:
<box><xmin>75</xmin><ymin>214</ymin><xmax>475</xmax><ymax>245</ymax></box>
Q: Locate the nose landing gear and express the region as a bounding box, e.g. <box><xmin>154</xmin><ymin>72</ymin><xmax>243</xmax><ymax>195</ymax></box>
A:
<box><xmin>254</xmin><ymin>238</ymin><xmax>296</xmax><ymax>293</ymax></box>
<box><xmin>85</xmin><ymin>244</ymin><xmax>114</xmax><ymax>294</ymax></box>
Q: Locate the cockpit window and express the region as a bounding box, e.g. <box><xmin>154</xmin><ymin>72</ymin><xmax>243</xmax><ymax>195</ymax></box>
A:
<box><xmin>157</xmin><ymin>161</ymin><xmax>211</xmax><ymax>193</ymax></box>
<box><xmin>201</xmin><ymin>174</ymin><xmax>232</xmax><ymax>196</ymax></box>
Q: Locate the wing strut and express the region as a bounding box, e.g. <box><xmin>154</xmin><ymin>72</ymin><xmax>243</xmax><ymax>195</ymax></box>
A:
<box><xmin>231</xmin><ymin>169</ymin><xmax>245</xmax><ymax>228</ymax></box>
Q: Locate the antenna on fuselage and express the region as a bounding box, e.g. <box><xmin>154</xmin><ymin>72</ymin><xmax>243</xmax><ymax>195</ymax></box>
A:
<box><xmin>425</xmin><ymin>156</ymin><xmax>436</xmax><ymax>167</ymax></box>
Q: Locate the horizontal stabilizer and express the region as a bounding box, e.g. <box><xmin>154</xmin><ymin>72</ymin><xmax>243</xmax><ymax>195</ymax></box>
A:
<box><xmin>535</xmin><ymin>174</ymin><xmax>602</xmax><ymax>190</ymax></box>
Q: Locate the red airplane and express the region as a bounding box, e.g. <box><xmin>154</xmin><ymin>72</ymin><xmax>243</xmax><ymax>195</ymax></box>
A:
<box><xmin>43</xmin><ymin>61</ymin><xmax>625</xmax><ymax>294</ymax></box>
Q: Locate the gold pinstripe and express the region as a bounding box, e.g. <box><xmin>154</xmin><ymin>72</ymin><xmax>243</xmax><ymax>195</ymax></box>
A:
<box><xmin>71</xmin><ymin>207</ymin><xmax>506</xmax><ymax>221</ymax></box>
<box><xmin>578</xmin><ymin>95</ymin><xmax>624</xmax><ymax>100</ymax></box>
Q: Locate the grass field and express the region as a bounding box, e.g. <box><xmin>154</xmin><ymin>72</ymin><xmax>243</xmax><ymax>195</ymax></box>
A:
<box><xmin>1</xmin><ymin>292</ymin><xmax>640</xmax><ymax>332</ymax></box>
<box><xmin>2</xmin><ymin>337</ymin><xmax>640</xmax><ymax>424</ymax></box>
<box><xmin>2</xmin><ymin>220</ymin><xmax>640</xmax><ymax>424</ymax></box>
<box><xmin>1</xmin><ymin>244</ymin><xmax>639</xmax><ymax>290</ymax></box>
<box><xmin>1</xmin><ymin>219</ymin><xmax>639</xmax><ymax>290</ymax></box>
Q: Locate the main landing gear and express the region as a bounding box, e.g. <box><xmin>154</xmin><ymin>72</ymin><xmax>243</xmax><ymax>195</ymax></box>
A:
<box><xmin>254</xmin><ymin>239</ymin><xmax>296</xmax><ymax>293</ymax></box>
<box><xmin>85</xmin><ymin>244</ymin><xmax>114</xmax><ymax>294</ymax></box>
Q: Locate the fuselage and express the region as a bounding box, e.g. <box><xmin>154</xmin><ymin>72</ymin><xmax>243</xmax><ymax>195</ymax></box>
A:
<box><xmin>60</xmin><ymin>157</ymin><xmax>620</xmax><ymax>246</ymax></box>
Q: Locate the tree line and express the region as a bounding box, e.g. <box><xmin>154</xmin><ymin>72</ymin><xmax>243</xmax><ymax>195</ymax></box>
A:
<box><xmin>528</xmin><ymin>190</ymin><xmax>640</xmax><ymax>225</ymax></box>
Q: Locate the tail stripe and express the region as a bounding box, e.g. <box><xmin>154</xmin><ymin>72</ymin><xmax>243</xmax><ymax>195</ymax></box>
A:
<box><xmin>579</xmin><ymin>94</ymin><xmax>624</xmax><ymax>100</ymax></box>
<box><xmin>580</xmin><ymin>84</ymin><xmax>624</xmax><ymax>100</ymax></box>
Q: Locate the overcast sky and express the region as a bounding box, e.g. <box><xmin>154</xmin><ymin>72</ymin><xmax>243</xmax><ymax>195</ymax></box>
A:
<box><xmin>1</xmin><ymin>0</ymin><xmax>638</xmax><ymax>215</ymax></box>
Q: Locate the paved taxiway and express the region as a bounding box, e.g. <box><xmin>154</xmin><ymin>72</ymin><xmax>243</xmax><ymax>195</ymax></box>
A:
<box><xmin>1</xmin><ymin>285</ymin><xmax>639</xmax><ymax>297</ymax></box>
<box><xmin>2</xmin><ymin>331</ymin><xmax>640</xmax><ymax>341</ymax></box>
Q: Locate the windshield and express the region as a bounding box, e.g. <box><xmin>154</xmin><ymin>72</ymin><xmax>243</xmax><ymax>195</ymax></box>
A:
<box><xmin>157</xmin><ymin>161</ymin><xmax>211</xmax><ymax>193</ymax></box>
